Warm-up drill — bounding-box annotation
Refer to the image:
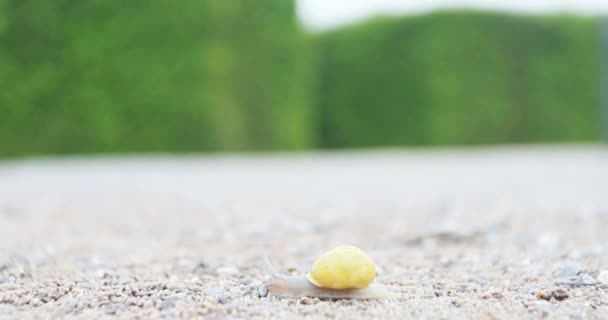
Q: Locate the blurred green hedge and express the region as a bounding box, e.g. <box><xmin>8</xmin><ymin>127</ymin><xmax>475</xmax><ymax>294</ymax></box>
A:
<box><xmin>315</xmin><ymin>11</ymin><xmax>601</xmax><ymax>147</ymax></box>
<box><xmin>0</xmin><ymin>0</ymin><xmax>314</xmax><ymax>156</ymax></box>
<box><xmin>0</xmin><ymin>4</ymin><xmax>602</xmax><ymax>156</ymax></box>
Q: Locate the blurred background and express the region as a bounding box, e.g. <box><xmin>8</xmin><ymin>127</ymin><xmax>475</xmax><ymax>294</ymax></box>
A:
<box><xmin>0</xmin><ymin>0</ymin><xmax>607</xmax><ymax>157</ymax></box>
<box><xmin>1</xmin><ymin>3</ymin><xmax>608</xmax><ymax>318</ymax></box>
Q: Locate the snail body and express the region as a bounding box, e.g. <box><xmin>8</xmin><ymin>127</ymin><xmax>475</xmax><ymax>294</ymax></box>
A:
<box><xmin>265</xmin><ymin>245</ymin><xmax>398</xmax><ymax>300</ymax></box>
<box><xmin>266</xmin><ymin>274</ymin><xmax>398</xmax><ymax>299</ymax></box>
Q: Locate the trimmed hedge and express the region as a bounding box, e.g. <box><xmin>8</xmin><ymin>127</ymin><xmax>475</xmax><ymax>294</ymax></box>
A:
<box><xmin>0</xmin><ymin>0</ymin><xmax>314</xmax><ymax>156</ymax></box>
<box><xmin>315</xmin><ymin>11</ymin><xmax>600</xmax><ymax>147</ymax></box>
<box><xmin>0</xmin><ymin>5</ymin><xmax>602</xmax><ymax>156</ymax></box>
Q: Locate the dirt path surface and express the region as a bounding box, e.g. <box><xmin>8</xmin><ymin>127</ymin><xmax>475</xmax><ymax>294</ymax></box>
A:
<box><xmin>1</xmin><ymin>146</ymin><xmax>607</xmax><ymax>319</ymax></box>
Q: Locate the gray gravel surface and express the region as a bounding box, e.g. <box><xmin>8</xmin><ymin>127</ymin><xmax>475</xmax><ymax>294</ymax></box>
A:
<box><xmin>0</xmin><ymin>146</ymin><xmax>607</xmax><ymax>319</ymax></box>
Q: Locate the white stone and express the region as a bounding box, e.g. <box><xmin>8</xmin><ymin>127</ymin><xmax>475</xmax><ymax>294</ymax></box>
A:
<box><xmin>598</xmin><ymin>270</ymin><xmax>608</xmax><ymax>285</ymax></box>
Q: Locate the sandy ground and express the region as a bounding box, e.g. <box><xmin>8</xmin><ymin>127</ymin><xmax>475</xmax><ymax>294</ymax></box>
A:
<box><xmin>0</xmin><ymin>145</ymin><xmax>607</xmax><ymax>319</ymax></box>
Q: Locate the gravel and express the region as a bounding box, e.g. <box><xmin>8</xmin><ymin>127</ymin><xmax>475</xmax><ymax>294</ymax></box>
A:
<box><xmin>0</xmin><ymin>146</ymin><xmax>607</xmax><ymax>319</ymax></box>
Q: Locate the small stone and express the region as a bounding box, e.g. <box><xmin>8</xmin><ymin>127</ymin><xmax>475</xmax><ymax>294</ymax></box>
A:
<box><xmin>218</xmin><ymin>297</ymin><xmax>231</xmax><ymax>305</ymax></box>
<box><xmin>126</xmin><ymin>297</ymin><xmax>137</xmax><ymax>306</ymax></box>
<box><xmin>579</xmin><ymin>274</ymin><xmax>600</xmax><ymax>285</ymax></box>
<box><xmin>63</xmin><ymin>298</ymin><xmax>77</xmax><ymax>312</ymax></box>
<box><xmin>533</xmin><ymin>300</ymin><xmax>554</xmax><ymax>312</ymax></box>
<box><xmin>521</xmin><ymin>312</ymin><xmax>542</xmax><ymax>320</ymax></box>
<box><xmin>481</xmin><ymin>291</ymin><xmax>503</xmax><ymax>299</ymax></box>
<box><xmin>555</xmin><ymin>274</ymin><xmax>600</xmax><ymax>287</ymax></box>
<box><xmin>598</xmin><ymin>270</ymin><xmax>608</xmax><ymax>285</ymax></box>
<box><xmin>202</xmin><ymin>299</ymin><xmax>215</xmax><ymax>308</ymax></box>
<box><xmin>97</xmin><ymin>270</ymin><xmax>114</xmax><ymax>279</ymax></box>
<box><xmin>206</xmin><ymin>287</ymin><xmax>226</xmax><ymax>296</ymax></box>
<box><xmin>160</xmin><ymin>299</ymin><xmax>176</xmax><ymax>310</ymax></box>
<box><xmin>470</xmin><ymin>276</ymin><xmax>490</xmax><ymax>286</ymax></box>
<box><xmin>491</xmin><ymin>292</ymin><xmax>503</xmax><ymax>299</ymax></box>
<box><xmin>104</xmin><ymin>304</ymin><xmax>123</xmax><ymax>315</ymax></box>
<box><xmin>160</xmin><ymin>294</ymin><xmax>184</xmax><ymax>310</ymax></box>
<box><xmin>30</xmin><ymin>298</ymin><xmax>41</xmax><ymax>306</ymax></box>
<box><xmin>559</xmin><ymin>261</ymin><xmax>584</xmax><ymax>276</ymax></box>
<box><xmin>143</xmin><ymin>299</ymin><xmax>154</xmax><ymax>308</ymax></box>
<box><xmin>535</xmin><ymin>290</ymin><xmax>551</xmax><ymax>301</ymax></box>
<box><xmin>257</xmin><ymin>286</ymin><xmax>268</xmax><ymax>298</ymax></box>
<box><xmin>551</xmin><ymin>288</ymin><xmax>569</xmax><ymax>301</ymax></box>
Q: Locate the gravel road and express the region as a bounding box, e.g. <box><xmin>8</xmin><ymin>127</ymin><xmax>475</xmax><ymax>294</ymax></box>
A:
<box><xmin>0</xmin><ymin>145</ymin><xmax>607</xmax><ymax>319</ymax></box>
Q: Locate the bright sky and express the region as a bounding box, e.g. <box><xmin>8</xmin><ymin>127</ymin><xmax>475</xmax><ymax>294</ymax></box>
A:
<box><xmin>297</xmin><ymin>0</ymin><xmax>608</xmax><ymax>32</ymax></box>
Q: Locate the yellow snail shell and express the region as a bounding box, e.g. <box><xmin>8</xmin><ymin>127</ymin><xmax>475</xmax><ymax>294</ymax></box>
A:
<box><xmin>306</xmin><ymin>245</ymin><xmax>376</xmax><ymax>289</ymax></box>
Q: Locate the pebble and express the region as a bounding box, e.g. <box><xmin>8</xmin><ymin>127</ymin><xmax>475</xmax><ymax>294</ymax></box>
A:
<box><xmin>218</xmin><ymin>297</ymin><xmax>231</xmax><ymax>305</ymax></box>
<box><xmin>519</xmin><ymin>284</ymin><xmax>539</xmax><ymax>295</ymax></box>
<box><xmin>160</xmin><ymin>293</ymin><xmax>185</xmax><ymax>310</ymax></box>
<box><xmin>535</xmin><ymin>290</ymin><xmax>550</xmax><ymax>301</ymax></box>
<box><xmin>103</xmin><ymin>304</ymin><xmax>123</xmax><ymax>315</ymax></box>
<box><xmin>97</xmin><ymin>270</ymin><xmax>115</xmax><ymax>279</ymax></box>
<box><xmin>160</xmin><ymin>298</ymin><xmax>177</xmax><ymax>310</ymax></box>
<box><xmin>126</xmin><ymin>297</ymin><xmax>137</xmax><ymax>306</ymax></box>
<box><xmin>580</xmin><ymin>274</ymin><xmax>600</xmax><ymax>285</ymax></box>
<box><xmin>229</xmin><ymin>286</ymin><xmax>242</xmax><ymax>295</ymax></box>
<box><xmin>470</xmin><ymin>276</ymin><xmax>490</xmax><ymax>286</ymax></box>
<box><xmin>62</xmin><ymin>298</ymin><xmax>77</xmax><ymax>312</ymax></box>
<box><xmin>521</xmin><ymin>313</ymin><xmax>543</xmax><ymax>320</ymax></box>
<box><xmin>532</xmin><ymin>300</ymin><xmax>554</xmax><ymax>312</ymax></box>
<box><xmin>29</xmin><ymin>298</ymin><xmax>41</xmax><ymax>306</ymax></box>
<box><xmin>481</xmin><ymin>291</ymin><xmax>503</xmax><ymax>300</ymax></box>
<box><xmin>135</xmin><ymin>290</ymin><xmax>153</xmax><ymax>297</ymax></box>
<box><xmin>555</xmin><ymin>274</ymin><xmax>600</xmax><ymax>287</ymax></box>
<box><xmin>558</xmin><ymin>261</ymin><xmax>584</xmax><ymax>276</ymax></box>
<box><xmin>206</xmin><ymin>287</ymin><xmax>226</xmax><ymax>296</ymax></box>
<box><xmin>257</xmin><ymin>286</ymin><xmax>268</xmax><ymax>298</ymax></box>
<box><xmin>551</xmin><ymin>288</ymin><xmax>568</xmax><ymax>301</ymax></box>
<box><xmin>597</xmin><ymin>270</ymin><xmax>608</xmax><ymax>285</ymax></box>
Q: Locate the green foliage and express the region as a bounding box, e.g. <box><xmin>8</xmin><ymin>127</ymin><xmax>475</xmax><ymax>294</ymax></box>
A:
<box><xmin>0</xmin><ymin>0</ymin><xmax>313</xmax><ymax>157</ymax></box>
<box><xmin>315</xmin><ymin>11</ymin><xmax>600</xmax><ymax>147</ymax></box>
<box><xmin>0</xmin><ymin>5</ymin><xmax>602</xmax><ymax>156</ymax></box>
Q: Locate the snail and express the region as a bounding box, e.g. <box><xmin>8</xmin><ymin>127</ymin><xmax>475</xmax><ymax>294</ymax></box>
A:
<box><xmin>265</xmin><ymin>245</ymin><xmax>399</xmax><ymax>299</ymax></box>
